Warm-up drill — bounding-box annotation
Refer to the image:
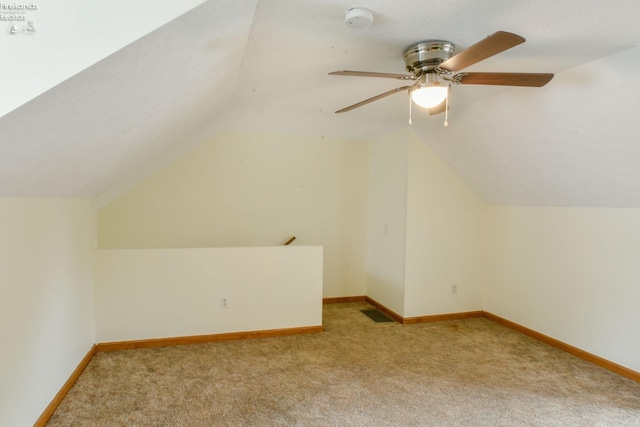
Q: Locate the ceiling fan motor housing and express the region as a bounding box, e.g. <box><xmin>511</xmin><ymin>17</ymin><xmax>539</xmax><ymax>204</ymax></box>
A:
<box><xmin>403</xmin><ymin>41</ymin><xmax>455</xmax><ymax>75</ymax></box>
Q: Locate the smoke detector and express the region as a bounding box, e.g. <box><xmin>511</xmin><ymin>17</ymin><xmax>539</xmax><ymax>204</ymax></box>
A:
<box><xmin>345</xmin><ymin>8</ymin><xmax>373</xmax><ymax>29</ymax></box>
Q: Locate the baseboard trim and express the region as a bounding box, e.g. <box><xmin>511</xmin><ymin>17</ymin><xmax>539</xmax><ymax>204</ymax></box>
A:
<box><xmin>364</xmin><ymin>297</ymin><xmax>483</xmax><ymax>325</ymax></box>
<box><xmin>323</xmin><ymin>295</ymin><xmax>367</xmax><ymax>304</ymax></box>
<box><xmin>34</xmin><ymin>344</ymin><xmax>96</xmax><ymax>427</ymax></box>
<box><xmin>364</xmin><ymin>296</ymin><xmax>404</xmax><ymax>323</ymax></box>
<box><xmin>483</xmin><ymin>312</ymin><xmax>640</xmax><ymax>383</ymax></box>
<box><xmin>96</xmin><ymin>325</ymin><xmax>324</xmax><ymax>352</ymax></box>
<box><xmin>403</xmin><ymin>310</ymin><xmax>485</xmax><ymax>324</ymax></box>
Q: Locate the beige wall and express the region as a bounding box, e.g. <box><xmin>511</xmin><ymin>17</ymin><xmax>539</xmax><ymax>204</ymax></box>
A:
<box><xmin>486</xmin><ymin>206</ymin><xmax>640</xmax><ymax>372</ymax></box>
<box><xmin>403</xmin><ymin>132</ymin><xmax>487</xmax><ymax>317</ymax></box>
<box><xmin>96</xmin><ymin>246</ymin><xmax>323</xmax><ymax>342</ymax></box>
<box><xmin>98</xmin><ymin>131</ymin><xmax>369</xmax><ymax>298</ymax></box>
<box><xmin>96</xmin><ymin>127</ymin><xmax>640</xmax><ymax>375</ymax></box>
<box><xmin>366</xmin><ymin>129</ymin><xmax>409</xmax><ymax>315</ymax></box>
<box><xmin>365</xmin><ymin>130</ymin><xmax>487</xmax><ymax>317</ymax></box>
<box><xmin>0</xmin><ymin>198</ymin><xmax>96</xmax><ymax>426</ymax></box>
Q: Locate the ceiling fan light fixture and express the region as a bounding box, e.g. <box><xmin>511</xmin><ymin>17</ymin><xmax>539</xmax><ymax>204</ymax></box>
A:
<box><xmin>330</xmin><ymin>31</ymin><xmax>554</xmax><ymax>115</ymax></box>
<box><xmin>411</xmin><ymin>81</ymin><xmax>448</xmax><ymax>108</ymax></box>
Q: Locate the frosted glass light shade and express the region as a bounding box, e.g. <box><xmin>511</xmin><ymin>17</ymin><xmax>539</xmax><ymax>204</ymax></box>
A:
<box><xmin>411</xmin><ymin>84</ymin><xmax>448</xmax><ymax>108</ymax></box>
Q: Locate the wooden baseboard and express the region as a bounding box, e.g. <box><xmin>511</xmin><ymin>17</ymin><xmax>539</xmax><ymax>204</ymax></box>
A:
<box><xmin>323</xmin><ymin>295</ymin><xmax>366</xmax><ymax>304</ymax></box>
<box><xmin>364</xmin><ymin>297</ymin><xmax>483</xmax><ymax>325</ymax></box>
<box><xmin>403</xmin><ymin>310</ymin><xmax>485</xmax><ymax>324</ymax></box>
<box><xmin>482</xmin><ymin>312</ymin><xmax>640</xmax><ymax>383</ymax></box>
<box><xmin>34</xmin><ymin>344</ymin><xmax>96</xmax><ymax>427</ymax></box>
<box><xmin>96</xmin><ymin>325</ymin><xmax>324</xmax><ymax>352</ymax></box>
<box><xmin>364</xmin><ymin>297</ymin><xmax>404</xmax><ymax>323</ymax></box>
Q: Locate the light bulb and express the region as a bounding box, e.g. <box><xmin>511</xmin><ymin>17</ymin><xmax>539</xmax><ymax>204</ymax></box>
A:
<box><xmin>411</xmin><ymin>83</ymin><xmax>448</xmax><ymax>108</ymax></box>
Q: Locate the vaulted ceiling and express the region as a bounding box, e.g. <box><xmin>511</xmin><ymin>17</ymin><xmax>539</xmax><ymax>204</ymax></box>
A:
<box><xmin>1</xmin><ymin>0</ymin><xmax>640</xmax><ymax>207</ymax></box>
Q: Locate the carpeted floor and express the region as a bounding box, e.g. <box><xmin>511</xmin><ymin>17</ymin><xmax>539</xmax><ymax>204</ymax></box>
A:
<box><xmin>48</xmin><ymin>302</ymin><xmax>640</xmax><ymax>426</ymax></box>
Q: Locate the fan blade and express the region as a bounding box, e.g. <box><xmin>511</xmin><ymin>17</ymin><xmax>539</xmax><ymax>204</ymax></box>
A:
<box><xmin>457</xmin><ymin>72</ymin><xmax>554</xmax><ymax>87</ymax></box>
<box><xmin>329</xmin><ymin>70</ymin><xmax>415</xmax><ymax>80</ymax></box>
<box><xmin>439</xmin><ymin>31</ymin><xmax>525</xmax><ymax>72</ymax></box>
<box><xmin>335</xmin><ymin>86</ymin><xmax>411</xmax><ymax>113</ymax></box>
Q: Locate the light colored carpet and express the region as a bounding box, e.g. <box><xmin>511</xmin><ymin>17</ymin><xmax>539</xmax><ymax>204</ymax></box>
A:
<box><xmin>48</xmin><ymin>302</ymin><xmax>640</xmax><ymax>426</ymax></box>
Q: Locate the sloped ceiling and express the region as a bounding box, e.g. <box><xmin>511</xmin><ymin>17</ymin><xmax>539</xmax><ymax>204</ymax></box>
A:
<box><xmin>0</xmin><ymin>0</ymin><xmax>207</xmax><ymax>118</ymax></box>
<box><xmin>0</xmin><ymin>0</ymin><xmax>258</xmax><ymax>200</ymax></box>
<box><xmin>1</xmin><ymin>0</ymin><xmax>640</xmax><ymax>207</ymax></box>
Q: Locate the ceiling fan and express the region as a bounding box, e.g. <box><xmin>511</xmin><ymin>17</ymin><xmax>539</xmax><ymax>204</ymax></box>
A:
<box><xmin>329</xmin><ymin>31</ymin><xmax>553</xmax><ymax>118</ymax></box>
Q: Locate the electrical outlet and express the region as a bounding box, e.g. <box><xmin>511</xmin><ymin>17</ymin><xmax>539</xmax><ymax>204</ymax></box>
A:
<box><xmin>451</xmin><ymin>284</ymin><xmax>458</xmax><ymax>295</ymax></box>
<box><xmin>220</xmin><ymin>296</ymin><xmax>229</xmax><ymax>309</ymax></box>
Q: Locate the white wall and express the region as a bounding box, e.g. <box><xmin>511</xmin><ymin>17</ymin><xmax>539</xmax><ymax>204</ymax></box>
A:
<box><xmin>366</xmin><ymin>129</ymin><xmax>409</xmax><ymax>315</ymax></box>
<box><xmin>95</xmin><ymin>246</ymin><xmax>323</xmax><ymax>342</ymax></box>
<box><xmin>98</xmin><ymin>131</ymin><xmax>369</xmax><ymax>298</ymax></box>
<box><xmin>486</xmin><ymin>206</ymin><xmax>640</xmax><ymax>372</ymax></box>
<box><xmin>403</xmin><ymin>133</ymin><xmax>487</xmax><ymax>317</ymax></box>
<box><xmin>0</xmin><ymin>198</ymin><xmax>96</xmax><ymax>426</ymax></box>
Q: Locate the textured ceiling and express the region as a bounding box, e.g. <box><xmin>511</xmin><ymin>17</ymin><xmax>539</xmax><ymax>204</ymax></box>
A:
<box><xmin>1</xmin><ymin>0</ymin><xmax>640</xmax><ymax>207</ymax></box>
<box><xmin>0</xmin><ymin>0</ymin><xmax>206</xmax><ymax>118</ymax></box>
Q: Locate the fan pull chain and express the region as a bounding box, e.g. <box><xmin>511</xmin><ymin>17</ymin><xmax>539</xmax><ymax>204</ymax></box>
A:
<box><xmin>408</xmin><ymin>91</ymin><xmax>413</xmax><ymax>125</ymax></box>
<box><xmin>444</xmin><ymin>85</ymin><xmax>449</xmax><ymax>127</ymax></box>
